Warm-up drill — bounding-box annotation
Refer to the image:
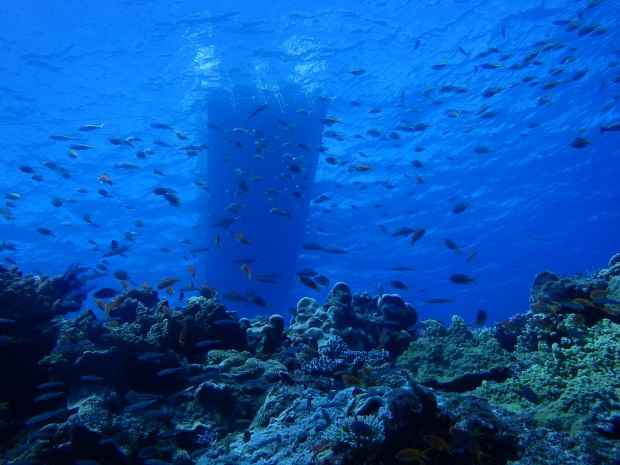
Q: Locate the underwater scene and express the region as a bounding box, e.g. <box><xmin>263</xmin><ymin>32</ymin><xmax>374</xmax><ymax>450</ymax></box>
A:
<box><xmin>1</xmin><ymin>0</ymin><xmax>619</xmax><ymax>464</ymax></box>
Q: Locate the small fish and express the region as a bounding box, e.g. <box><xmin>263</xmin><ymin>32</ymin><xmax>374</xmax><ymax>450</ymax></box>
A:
<box><xmin>157</xmin><ymin>277</ymin><xmax>179</xmax><ymax>290</ymax></box>
<box><xmin>195</xmin><ymin>339</ymin><xmax>221</xmax><ymax>348</ymax></box>
<box><xmin>322</xmin><ymin>247</ymin><xmax>347</xmax><ymax>254</ymax></box>
<box><xmin>98</xmin><ymin>173</ymin><xmax>114</xmax><ymax>184</ymax></box>
<box><xmin>34</xmin><ymin>391</ymin><xmax>64</xmax><ymax>402</ymax></box>
<box><xmin>600</xmin><ymin>122</ymin><xmax>620</xmax><ymax>132</ymax></box>
<box><xmin>449</xmin><ymin>273</ymin><xmax>478</xmax><ymax>284</ymax></box>
<box><xmin>452</xmin><ymin>202</ymin><xmax>470</xmax><ymax>214</ymax></box>
<box><xmin>114</xmin><ymin>162</ymin><xmax>140</xmax><ymax>169</ymax></box>
<box><xmin>395</xmin><ymin>448</ymin><xmax>430</xmax><ymax>462</ymax></box>
<box><xmin>314</xmin><ymin>275</ymin><xmax>330</xmax><ymax>286</ymax></box>
<box><xmin>570</xmin><ymin>137</ymin><xmax>591</xmax><ymax>148</ymax></box>
<box><xmin>299</xmin><ymin>276</ymin><xmax>320</xmax><ymax>292</ymax></box>
<box><xmin>124</xmin><ymin>399</ymin><xmax>158</xmax><ymax>412</ymax></box>
<box><xmin>251</xmin><ymin>296</ymin><xmax>269</xmax><ymax>307</ymax></box>
<box><xmin>475</xmin><ymin>309</ymin><xmax>488</xmax><ymax>326</ymax></box>
<box><xmin>270</xmin><ymin>207</ymin><xmax>291</xmax><ymax>217</ymax></box>
<box><xmin>391</xmin><ymin>227</ymin><xmax>416</xmax><ymax>237</ymax></box>
<box><xmin>424</xmin><ymin>298</ymin><xmax>453</xmax><ymax>304</ymax></box>
<box><xmin>151</xmin><ymin>122</ymin><xmax>175</xmax><ymax>130</ymax></box>
<box><xmin>156</xmin><ymin>367</ymin><xmax>183</xmax><ymax>377</ymax></box>
<box><xmin>113</xmin><ymin>270</ymin><xmax>131</xmax><ymax>280</ymax></box>
<box><xmin>390</xmin><ymin>280</ymin><xmax>409</xmax><ymax>291</ymax></box>
<box><xmin>240</xmin><ymin>264</ymin><xmax>252</xmax><ymax>281</ymax></box>
<box><xmin>93</xmin><ymin>288</ymin><xmax>118</xmax><ymax>299</ymax></box>
<box><xmin>443</xmin><ymin>238</ymin><xmax>463</xmax><ymax>254</ymax></box>
<box><xmin>69</xmin><ymin>143</ymin><xmax>96</xmax><ymax>151</ymax></box>
<box><xmin>220</xmin><ymin>292</ymin><xmax>250</xmax><ymax>303</ymax></box>
<box><xmin>163</xmin><ymin>193</ymin><xmax>182</xmax><ymax>207</ymax></box>
<box><xmin>37</xmin><ymin>381</ymin><xmax>65</xmax><ymax>390</ymax></box>
<box><xmin>79</xmin><ymin>124</ymin><xmax>105</xmax><ymax>131</ymax></box>
<box><xmin>24</xmin><ymin>408</ymin><xmax>66</xmax><ymax>426</ymax></box>
<box><xmin>178</xmin><ymin>325</ymin><xmax>188</xmax><ymax>347</ymax></box>
<box><xmin>49</xmin><ymin>134</ymin><xmax>76</xmax><ymax>141</ymax></box>
<box><xmin>36</xmin><ymin>227</ymin><xmax>54</xmax><ymax>236</ymax></box>
<box><xmin>410</xmin><ymin>229</ymin><xmax>425</xmax><ymax>245</ymax></box>
<box><xmin>235</xmin><ymin>232</ymin><xmax>251</xmax><ymax>245</ymax></box>
<box><xmin>353</xmin><ymin>163</ymin><xmax>373</xmax><ymax>171</ymax></box>
<box><xmin>301</xmin><ymin>242</ymin><xmax>324</xmax><ymax>250</ymax></box>
<box><xmin>480</xmin><ymin>62</ymin><xmax>502</xmax><ymax>70</ymax></box>
<box><xmin>247</xmin><ymin>103</ymin><xmax>269</xmax><ymax>119</ymax></box>
<box><xmin>348</xmin><ymin>68</ymin><xmax>365</xmax><ymax>75</ymax></box>
<box><xmin>423</xmin><ymin>434</ymin><xmax>452</xmax><ymax>454</ymax></box>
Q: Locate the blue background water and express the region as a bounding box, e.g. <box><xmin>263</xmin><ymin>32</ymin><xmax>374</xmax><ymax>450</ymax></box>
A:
<box><xmin>0</xmin><ymin>0</ymin><xmax>618</xmax><ymax>326</ymax></box>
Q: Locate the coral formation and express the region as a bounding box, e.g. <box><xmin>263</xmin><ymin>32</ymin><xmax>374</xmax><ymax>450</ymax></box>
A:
<box><xmin>1</xmin><ymin>256</ymin><xmax>620</xmax><ymax>464</ymax></box>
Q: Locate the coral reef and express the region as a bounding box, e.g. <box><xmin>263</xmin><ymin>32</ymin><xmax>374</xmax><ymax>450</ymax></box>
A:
<box><xmin>1</xmin><ymin>257</ymin><xmax>620</xmax><ymax>464</ymax></box>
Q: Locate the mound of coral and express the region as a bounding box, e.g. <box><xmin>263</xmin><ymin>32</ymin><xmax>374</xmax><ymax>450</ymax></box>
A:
<box><xmin>0</xmin><ymin>255</ymin><xmax>619</xmax><ymax>464</ymax></box>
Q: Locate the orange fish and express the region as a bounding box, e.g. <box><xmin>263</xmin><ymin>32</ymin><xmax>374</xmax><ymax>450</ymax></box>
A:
<box><xmin>530</xmin><ymin>303</ymin><xmax>555</xmax><ymax>314</ymax></box>
<box><xmin>538</xmin><ymin>295</ymin><xmax>558</xmax><ymax>306</ymax></box>
<box><xmin>166</xmin><ymin>286</ymin><xmax>173</xmax><ymax>295</ymax></box>
<box><xmin>354</xmin><ymin>164</ymin><xmax>373</xmax><ymax>171</ymax></box>
<box><xmin>187</xmin><ymin>265</ymin><xmax>197</xmax><ymax>278</ymax></box>
<box><xmin>179</xmin><ymin>325</ymin><xmax>188</xmax><ymax>347</ymax></box>
<box><xmin>571</xmin><ymin>297</ymin><xmax>594</xmax><ymax>308</ymax></box>
<box><xmin>95</xmin><ymin>299</ymin><xmax>107</xmax><ymax>311</ymax></box>
<box><xmin>235</xmin><ymin>232</ymin><xmax>251</xmax><ymax>245</ymax></box>
<box><xmin>200</xmin><ymin>285</ymin><xmax>218</xmax><ymax>298</ymax></box>
<box><xmin>161</xmin><ymin>302</ymin><xmax>174</xmax><ymax>317</ymax></box>
<box><xmin>469</xmin><ymin>441</ymin><xmax>491</xmax><ymax>462</ymax></box>
<box><xmin>241</xmin><ymin>264</ymin><xmax>252</xmax><ymax>281</ymax></box>
<box><xmin>98</xmin><ymin>173</ymin><xmax>114</xmax><ymax>185</ymax></box>
<box><xmin>157</xmin><ymin>277</ymin><xmax>179</xmax><ymax>290</ymax></box>
<box><xmin>590</xmin><ymin>289</ymin><xmax>607</xmax><ymax>299</ymax></box>
<box><xmin>395</xmin><ymin>448</ymin><xmax>429</xmax><ymax>462</ymax></box>
<box><xmin>107</xmin><ymin>295</ymin><xmax>122</xmax><ymax>311</ymax></box>
<box><xmin>121</xmin><ymin>280</ymin><xmax>131</xmax><ymax>292</ymax></box>
<box><xmin>341</xmin><ymin>373</ymin><xmax>363</xmax><ymax>386</ymax></box>
<box><xmin>423</xmin><ymin>434</ymin><xmax>451</xmax><ymax>454</ymax></box>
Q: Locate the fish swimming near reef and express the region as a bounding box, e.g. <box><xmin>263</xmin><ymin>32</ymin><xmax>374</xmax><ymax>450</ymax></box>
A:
<box><xmin>299</xmin><ymin>276</ymin><xmax>320</xmax><ymax>292</ymax></box>
<box><xmin>157</xmin><ymin>277</ymin><xmax>179</xmax><ymax>290</ymax></box>
<box><xmin>93</xmin><ymin>288</ymin><xmax>119</xmax><ymax>299</ymax></box>
<box><xmin>390</xmin><ymin>280</ymin><xmax>409</xmax><ymax>291</ymax></box>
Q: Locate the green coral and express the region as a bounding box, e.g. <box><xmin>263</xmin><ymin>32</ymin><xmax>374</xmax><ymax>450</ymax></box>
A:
<box><xmin>397</xmin><ymin>315</ymin><xmax>514</xmax><ymax>383</ymax></box>
<box><xmin>477</xmin><ymin>319</ymin><xmax>620</xmax><ymax>431</ymax></box>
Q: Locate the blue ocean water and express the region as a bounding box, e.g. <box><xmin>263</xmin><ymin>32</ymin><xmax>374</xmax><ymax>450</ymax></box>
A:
<box><xmin>0</xmin><ymin>0</ymin><xmax>618</xmax><ymax>326</ymax></box>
